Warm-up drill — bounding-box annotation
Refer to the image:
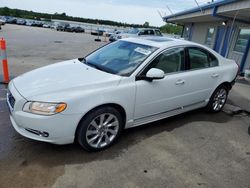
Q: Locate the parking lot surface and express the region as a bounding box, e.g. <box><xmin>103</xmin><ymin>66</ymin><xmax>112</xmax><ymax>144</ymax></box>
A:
<box><xmin>0</xmin><ymin>25</ymin><xmax>250</xmax><ymax>188</ymax></box>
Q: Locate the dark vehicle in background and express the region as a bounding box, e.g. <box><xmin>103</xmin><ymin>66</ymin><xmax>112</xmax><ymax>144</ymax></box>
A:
<box><xmin>74</xmin><ymin>26</ymin><xmax>85</xmax><ymax>33</ymax></box>
<box><xmin>91</xmin><ymin>29</ymin><xmax>105</xmax><ymax>36</ymax></box>
<box><xmin>56</xmin><ymin>23</ymin><xmax>70</xmax><ymax>31</ymax></box>
<box><xmin>64</xmin><ymin>25</ymin><xmax>85</xmax><ymax>33</ymax></box>
<box><xmin>64</xmin><ymin>25</ymin><xmax>75</xmax><ymax>32</ymax></box>
<box><xmin>56</xmin><ymin>25</ymin><xmax>65</xmax><ymax>31</ymax></box>
<box><xmin>31</xmin><ymin>21</ymin><xmax>43</xmax><ymax>27</ymax></box>
<box><xmin>6</xmin><ymin>17</ymin><xmax>17</xmax><ymax>24</ymax></box>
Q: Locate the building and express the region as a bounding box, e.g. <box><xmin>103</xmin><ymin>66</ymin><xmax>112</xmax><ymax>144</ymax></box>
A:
<box><xmin>163</xmin><ymin>0</ymin><xmax>250</xmax><ymax>73</ymax></box>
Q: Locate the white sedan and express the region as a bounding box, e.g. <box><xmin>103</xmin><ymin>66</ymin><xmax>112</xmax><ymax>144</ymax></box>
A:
<box><xmin>7</xmin><ymin>37</ymin><xmax>238</xmax><ymax>151</ymax></box>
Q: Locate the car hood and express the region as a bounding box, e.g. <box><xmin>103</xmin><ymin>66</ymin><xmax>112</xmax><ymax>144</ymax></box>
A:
<box><xmin>13</xmin><ymin>59</ymin><xmax>122</xmax><ymax>100</ymax></box>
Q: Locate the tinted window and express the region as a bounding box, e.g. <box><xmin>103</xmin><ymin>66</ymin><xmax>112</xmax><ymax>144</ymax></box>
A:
<box><xmin>149</xmin><ymin>48</ymin><xmax>185</xmax><ymax>74</ymax></box>
<box><xmin>188</xmin><ymin>47</ymin><xmax>218</xmax><ymax>69</ymax></box>
<box><xmin>209</xmin><ymin>53</ymin><xmax>218</xmax><ymax>67</ymax></box>
<box><xmin>140</xmin><ymin>30</ymin><xmax>154</xmax><ymax>35</ymax></box>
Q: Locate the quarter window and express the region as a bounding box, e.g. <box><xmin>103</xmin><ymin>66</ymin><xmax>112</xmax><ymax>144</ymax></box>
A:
<box><xmin>234</xmin><ymin>29</ymin><xmax>250</xmax><ymax>53</ymax></box>
<box><xmin>188</xmin><ymin>47</ymin><xmax>218</xmax><ymax>69</ymax></box>
<box><xmin>148</xmin><ymin>48</ymin><xmax>185</xmax><ymax>74</ymax></box>
<box><xmin>205</xmin><ymin>28</ymin><xmax>215</xmax><ymax>46</ymax></box>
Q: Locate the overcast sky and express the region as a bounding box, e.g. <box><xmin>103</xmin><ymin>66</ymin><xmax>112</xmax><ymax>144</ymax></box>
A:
<box><xmin>1</xmin><ymin>0</ymin><xmax>213</xmax><ymax>26</ymax></box>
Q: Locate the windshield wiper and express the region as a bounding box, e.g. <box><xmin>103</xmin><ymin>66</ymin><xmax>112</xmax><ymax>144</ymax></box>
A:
<box><xmin>79</xmin><ymin>57</ymin><xmax>116</xmax><ymax>74</ymax></box>
<box><xmin>85</xmin><ymin>61</ymin><xmax>116</xmax><ymax>74</ymax></box>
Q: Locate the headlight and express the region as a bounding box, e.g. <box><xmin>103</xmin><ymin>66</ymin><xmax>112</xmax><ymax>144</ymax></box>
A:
<box><xmin>23</xmin><ymin>102</ymin><xmax>67</xmax><ymax>115</ymax></box>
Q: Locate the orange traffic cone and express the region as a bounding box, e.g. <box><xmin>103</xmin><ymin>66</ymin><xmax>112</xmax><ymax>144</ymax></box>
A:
<box><xmin>0</xmin><ymin>38</ymin><xmax>9</xmax><ymax>84</ymax></box>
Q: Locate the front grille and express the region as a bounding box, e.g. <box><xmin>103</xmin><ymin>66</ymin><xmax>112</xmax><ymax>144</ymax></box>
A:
<box><xmin>7</xmin><ymin>91</ymin><xmax>15</xmax><ymax>109</ymax></box>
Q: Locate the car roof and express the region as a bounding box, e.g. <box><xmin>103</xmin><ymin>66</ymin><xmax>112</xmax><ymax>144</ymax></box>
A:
<box><xmin>121</xmin><ymin>37</ymin><xmax>197</xmax><ymax>48</ymax></box>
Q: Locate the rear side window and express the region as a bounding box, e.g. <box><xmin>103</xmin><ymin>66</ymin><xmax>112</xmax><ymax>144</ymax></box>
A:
<box><xmin>140</xmin><ymin>30</ymin><xmax>154</xmax><ymax>35</ymax></box>
<box><xmin>188</xmin><ymin>47</ymin><xmax>218</xmax><ymax>70</ymax></box>
<box><xmin>155</xmin><ymin>30</ymin><xmax>162</xmax><ymax>36</ymax></box>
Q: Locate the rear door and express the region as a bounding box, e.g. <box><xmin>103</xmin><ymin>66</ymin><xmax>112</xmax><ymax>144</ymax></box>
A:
<box><xmin>184</xmin><ymin>46</ymin><xmax>220</xmax><ymax>103</ymax></box>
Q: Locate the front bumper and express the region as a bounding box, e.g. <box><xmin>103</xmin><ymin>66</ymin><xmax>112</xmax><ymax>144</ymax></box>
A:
<box><xmin>7</xmin><ymin>81</ymin><xmax>81</xmax><ymax>145</ymax></box>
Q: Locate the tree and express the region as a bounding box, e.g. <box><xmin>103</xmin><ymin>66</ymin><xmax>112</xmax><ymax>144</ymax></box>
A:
<box><xmin>143</xmin><ymin>21</ymin><xmax>149</xmax><ymax>27</ymax></box>
<box><xmin>160</xmin><ymin>24</ymin><xmax>183</xmax><ymax>35</ymax></box>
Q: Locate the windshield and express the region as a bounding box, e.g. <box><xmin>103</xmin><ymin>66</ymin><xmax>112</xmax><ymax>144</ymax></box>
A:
<box><xmin>127</xmin><ymin>28</ymin><xmax>140</xmax><ymax>34</ymax></box>
<box><xmin>84</xmin><ymin>40</ymin><xmax>157</xmax><ymax>76</ymax></box>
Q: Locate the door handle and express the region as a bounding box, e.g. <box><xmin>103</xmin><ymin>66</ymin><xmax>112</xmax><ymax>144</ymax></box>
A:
<box><xmin>175</xmin><ymin>80</ymin><xmax>185</xmax><ymax>85</ymax></box>
<box><xmin>211</xmin><ymin>73</ymin><xmax>219</xmax><ymax>78</ymax></box>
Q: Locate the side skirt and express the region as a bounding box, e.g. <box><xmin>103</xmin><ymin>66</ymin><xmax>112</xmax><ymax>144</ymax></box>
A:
<box><xmin>128</xmin><ymin>100</ymin><xmax>207</xmax><ymax>128</ymax></box>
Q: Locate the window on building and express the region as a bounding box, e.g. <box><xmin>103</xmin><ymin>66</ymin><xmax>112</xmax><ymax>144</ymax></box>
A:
<box><xmin>183</xmin><ymin>26</ymin><xmax>190</xmax><ymax>40</ymax></box>
<box><xmin>205</xmin><ymin>28</ymin><xmax>215</xmax><ymax>46</ymax></box>
<box><xmin>234</xmin><ymin>29</ymin><xmax>250</xmax><ymax>53</ymax></box>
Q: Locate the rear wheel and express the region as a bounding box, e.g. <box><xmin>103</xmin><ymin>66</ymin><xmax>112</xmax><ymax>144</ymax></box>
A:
<box><xmin>77</xmin><ymin>106</ymin><xmax>123</xmax><ymax>152</ymax></box>
<box><xmin>207</xmin><ymin>85</ymin><xmax>228</xmax><ymax>112</ymax></box>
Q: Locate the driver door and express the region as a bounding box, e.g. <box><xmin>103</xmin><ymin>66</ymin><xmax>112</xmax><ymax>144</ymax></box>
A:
<box><xmin>134</xmin><ymin>47</ymin><xmax>188</xmax><ymax>121</ymax></box>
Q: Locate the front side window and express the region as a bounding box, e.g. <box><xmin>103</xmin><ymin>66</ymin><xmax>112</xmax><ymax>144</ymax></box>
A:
<box><xmin>234</xmin><ymin>29</ymin><xmax>250</xmax><ymax>53</ymax></box>
<box><xmin>148</xmin><ymin>48</ymin><xmax>185</xmax><ymax>74</ymax></box>
<box><xmin>188</xmin><ymin>47</ymin><xmax>218</xmax><ymax>69</ymax></box>
<box><xmin>205</xmin><ymin>28</ymin><xmax>215</xmax><ymax>46</ymax></box>
<box><xmin>85</xmin><ymin>41</ymin><xmax>158</xmax><ymax>76</ymax></box>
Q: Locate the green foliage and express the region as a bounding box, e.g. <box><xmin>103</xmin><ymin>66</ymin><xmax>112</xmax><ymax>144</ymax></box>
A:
<box><xmin>0</xmin><ymin>7</ymin><xmax>159</xmax><ymax>28</ymax></box>
<box><xmin>143</xmin><ymin>21</ymin><xmax>149</xmax><ymax>27</ymax></box>
<box><xmin>160</xmin><ymin>24</ymin><xmax>183</xmax><ymax>35</ymax></box>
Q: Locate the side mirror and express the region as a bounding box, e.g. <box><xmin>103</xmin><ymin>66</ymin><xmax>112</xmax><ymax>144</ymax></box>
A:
<box><xmin>146</xmin><ymin>68</ymin><xmax>165</xmax><ymax>80</ymax></box>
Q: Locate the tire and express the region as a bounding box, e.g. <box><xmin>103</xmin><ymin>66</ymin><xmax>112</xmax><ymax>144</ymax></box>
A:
<box><xmin>248</xmin><ymin>126</ymin><xmax>250</xmax><ymax>135</ymax></box>
<box><xmin>206</xmin><ymin>85</ymin><xmax>228</xmax><ymax>113</ymax></box>
<box><xmin>76</xmin><ymin>106</ymin><xmax>123</xmax><ymax>152</ymax></box>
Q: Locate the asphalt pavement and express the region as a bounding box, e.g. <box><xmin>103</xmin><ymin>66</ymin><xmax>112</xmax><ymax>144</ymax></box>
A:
<box><xmin>0</xmin><ymin>25</ymin><xmax>250</xmax><ymax>188</ymax></box>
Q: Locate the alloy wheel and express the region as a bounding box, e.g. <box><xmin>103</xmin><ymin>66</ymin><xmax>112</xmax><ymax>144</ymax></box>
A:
<box><xmin>86</xmin><ymin>113</ymin><xmax>119</xmax><ymax>149</ymax></box>
<box><xmin>212</xmin><ymin>88</ymin><xmax>227</xmax><ymax>111</ymax></box>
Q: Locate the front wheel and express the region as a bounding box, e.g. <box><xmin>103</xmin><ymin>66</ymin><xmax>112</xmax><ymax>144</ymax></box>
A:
<box><xmin>206</xmin><ymin>85</ymin><xmax>228</xmax><ymax>112</ymax></box>
<box><xmin>76</xmin><ymin>106</ymin><xmax>123</xmax><ymax>152</ymax></box>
